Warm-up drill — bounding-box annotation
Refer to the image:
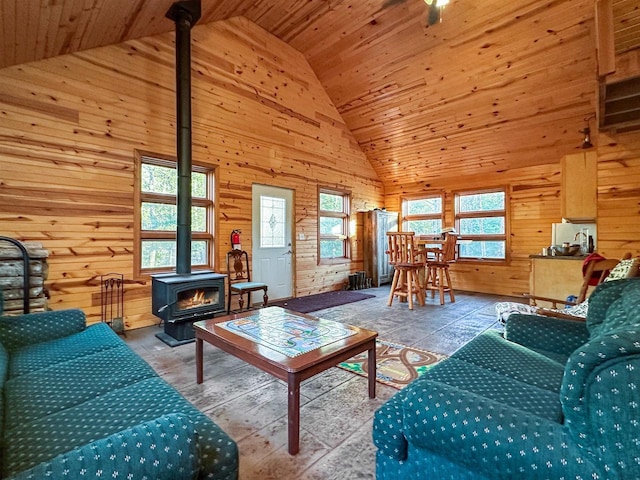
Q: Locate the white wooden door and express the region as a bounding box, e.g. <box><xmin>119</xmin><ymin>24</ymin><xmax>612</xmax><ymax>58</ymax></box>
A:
<box><xmin>252</xmin><ymin>184</ymin><xmax>294</xmax><ymax>301</ymax></box>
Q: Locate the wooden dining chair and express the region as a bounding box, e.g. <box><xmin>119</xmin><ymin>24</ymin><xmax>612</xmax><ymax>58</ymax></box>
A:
<box><xmin>226</xmin><ymin>249</ymin><xmax>268</xmax><ymax>313</ymax></box>
<box><xmin>386</xmin><ymin>232</ymin><xmax>425</xmax><ymax>310</ymax></box>
<box><xmin>424</xmin><ymin>233</ymin><xmax>457</xmax><ymax>305</ymax></box>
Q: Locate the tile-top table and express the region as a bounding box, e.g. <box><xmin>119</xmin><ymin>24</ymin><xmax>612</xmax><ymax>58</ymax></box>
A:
<box><xmin>194</xmin><ymin>307</ymin><xmax>378</xmax><ymax>455</ymax></box>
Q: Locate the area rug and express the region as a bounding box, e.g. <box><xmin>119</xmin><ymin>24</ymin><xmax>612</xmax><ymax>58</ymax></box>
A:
<box><xmin>269</xmin><ymin>290</ymin><xmax>375</xmax><ymax>313</ymax></box>
<box><xmin>338</xmin><ymin>340</ymin><xmax>447</xmax><ymax>389</ymax></box>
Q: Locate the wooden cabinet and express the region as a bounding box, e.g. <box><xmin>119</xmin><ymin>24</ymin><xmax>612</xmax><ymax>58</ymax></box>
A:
<box><xmin>361</xmin><ymin>210</ymin><xmax>398</xmax><ymax>287</ymax></box>
<box><xmin>529</xmin><ymin>257</ymin><xmax>587</xmax><ymax>307</ymax></box>
<box><xmin>561</xmin><ymin>151</ymin><xmax>597</xmax><ymax>221</ymax></box>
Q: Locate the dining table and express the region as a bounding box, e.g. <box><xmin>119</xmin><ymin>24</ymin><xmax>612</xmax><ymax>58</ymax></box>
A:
<box><xmin>413</xmin><ymin>235</ymin><xmax>472</xmax><ymax>289</ymax></box>
<box><xmin>415</xmin><ymin>235</ymin><xmax>473</xmax><ymax>252</ymax></box>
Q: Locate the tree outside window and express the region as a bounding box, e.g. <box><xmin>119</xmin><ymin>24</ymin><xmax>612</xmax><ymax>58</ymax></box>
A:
<box><xmin>402</xmin><ymin>195</ymin><xmax>444</xmax><ymax>235</ymax></box>
<box><xmin>135</xmin><ymin>153</ymin><xmax>214</xmax><ymax>276</ymax></box>
<box><xmin>455</xmin><ymin>189</ymin><xmax>507</xmax><ymax>260</ymax></box>
<box><xmin>318</xmin><ymin>188</ymin><xmax>350</xmax><ymax>262</ymax></box>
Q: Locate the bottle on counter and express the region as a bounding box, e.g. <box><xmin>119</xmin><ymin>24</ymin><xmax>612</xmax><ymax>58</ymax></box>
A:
<box><xmin>580</xmin><ymin>228</ymin><xmax>589</xmax><ymax>255</ymax></box>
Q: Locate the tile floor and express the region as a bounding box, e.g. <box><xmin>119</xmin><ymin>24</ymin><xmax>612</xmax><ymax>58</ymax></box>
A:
<box><xmin>125</xmin><ymin>286</ymin><xmax>511</xmax><ymax>480</ymax></box>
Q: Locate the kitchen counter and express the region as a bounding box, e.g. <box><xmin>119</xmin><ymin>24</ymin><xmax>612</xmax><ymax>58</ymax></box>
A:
<box><xmin>529</xmin><ymin>256</ymin><xmax>588</xmax><ymax>307</ymax></box>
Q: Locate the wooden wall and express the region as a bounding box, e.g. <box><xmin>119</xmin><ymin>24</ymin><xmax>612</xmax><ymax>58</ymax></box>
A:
<box><xmin>597</xmin><ymin>130</ymin><xmax>640</xmax><ymax>256</ymax></box>
<box><xmin>384</xmin><ymin>129</ymin><xmax>640</xmax><ymax>297</ymax></box>
<box><xmin>0</xmin><ymin>17</ymin><xmax>383</xmax><ymax>329</ymax></box>
<box><xmin>1</xmin><ymin>9</ymin><xmax>639</xmax><ymax>326</ymax></box>
<box><xmin>304</xmin><ymin>0</ymin><xmax>600</xmax><ymax>183</ymax></box>
<box><xmin>384</xmin><ymin>163</ymin><xmax>562</xmax><ymax>297</ymax></box>
<box><xmin>367</xmin><ymin>0</ymin><xmax>640</xmax><ymax>297</ymax></box>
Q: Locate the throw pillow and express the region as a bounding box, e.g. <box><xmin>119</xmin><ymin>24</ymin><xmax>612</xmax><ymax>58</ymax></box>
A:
<box><xmin>563</xmin><ymin>300</ymin><xmax>589</xmax><ymax>317</ymax></box>
<box><xmin>537</xmin><ymin>300</ymin><xmax>589</xmax><ymax>319</ymax></box>
<box><xmin>495</xmin><ymin>302</ymin><xmax>539</xmax><ymax>324</ymax></box>
<box><xmin>604</xmin><ymin>257</ymin><xmax>640</xmax><ymax>282</ymax></box>
<box><xmin>495</xmin><ymin>300</ymin><xmax>589</xmax><ymax>324</ymax></box>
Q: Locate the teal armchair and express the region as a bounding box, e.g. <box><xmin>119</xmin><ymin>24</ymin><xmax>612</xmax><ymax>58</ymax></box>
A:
<box><xmin>374</xmin><ymin>278</ymin><xmax>640</xmax><ymax>479</ymax></box>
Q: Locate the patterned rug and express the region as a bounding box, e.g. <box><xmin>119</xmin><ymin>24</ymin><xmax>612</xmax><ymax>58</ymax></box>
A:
<box><xmin>338</xmin><ymin>339</ymin><xmax>447</xmax><ymax>389</ymax></box>
<box><xmin>269</xmin><ymin>290</ymin><xmax>375</xmax><ymax>313</ymax></box>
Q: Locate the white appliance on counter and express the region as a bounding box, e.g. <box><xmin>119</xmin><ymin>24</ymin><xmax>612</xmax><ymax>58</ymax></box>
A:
<box><xmin>552</xmin><ymin>222</ymin><xmax>597</xmax><ymax>248</ymax></box>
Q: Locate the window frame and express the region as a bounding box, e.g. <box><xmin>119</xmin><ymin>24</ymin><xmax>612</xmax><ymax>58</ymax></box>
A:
<box><xmin>134</xmin><ymin>151</ymin><xmax>216</xmax><ymax>278</ymax></box>
<box><xmin>401</xmin><ymin>193</ymin><xmax>445</xmax><ymax>235</ymax></box>
<box><xmin>454</xmin><ymin>187</ymin><xmax>509</xmax><ymax>263</ymax></box>
<box><xmin>317</xmin><ymin>186</ymin><xmax>351</xmax><ymax>265</ymax></box>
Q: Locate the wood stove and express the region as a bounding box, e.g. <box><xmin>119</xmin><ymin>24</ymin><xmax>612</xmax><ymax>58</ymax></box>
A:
<box><xmin>152</xmin><ymin>0</ymin><xmax>222</xmax><ymax>347</ymax></box>
<box><xmin>152</xmin><ymin>271</ymin><xmax>225</xmax><ymax>346</ymax></box>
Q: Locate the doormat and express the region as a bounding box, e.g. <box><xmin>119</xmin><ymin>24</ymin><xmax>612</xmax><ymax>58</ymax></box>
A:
<box><xmin>270</xmin><ymin>290</ymin><xmax>375</xmax><ymax>313</ymax></box>
<box><xmin>338</xmin><ymin>340</ymin><xmax>447</xmax><ymax>389</ymax></box>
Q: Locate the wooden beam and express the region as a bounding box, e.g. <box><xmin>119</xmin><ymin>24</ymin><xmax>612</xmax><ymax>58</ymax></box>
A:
<box><xmin>596</xmin><ymin>0</ymin><xmax>616</xmax><ymax>77</ymax></box>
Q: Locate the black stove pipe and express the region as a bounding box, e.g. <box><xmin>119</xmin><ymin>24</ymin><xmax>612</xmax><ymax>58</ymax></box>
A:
<box><xmin>166</xmin><ymin>1</ymin><xmax>201</xmax><ymax>275</ymax></box>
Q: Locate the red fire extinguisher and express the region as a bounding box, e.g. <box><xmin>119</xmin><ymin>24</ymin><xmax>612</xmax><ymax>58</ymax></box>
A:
<box><xmin>231</xmin><ymin>229</ymin><xmax>241</xmax><ymax>251</ymax></box>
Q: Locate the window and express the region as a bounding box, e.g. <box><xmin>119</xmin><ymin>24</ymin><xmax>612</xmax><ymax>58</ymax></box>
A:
<box><xmin>455</xmin><ymin>188</ymin><xmax>508</xmax><ymax>260</ymax></box>
<box><xmin>260</xmin><ymin>195</ymin><xmax>286</xmax><ymax>248</ymax></box>
<box><xmin>135</xmin><ymin>153</ymin><xmax>214</xmax><ymax>276</ymax></box>
<box><xmin>318</xmin><ymin>188</ymin><xmax>350</xmax><ymax>262</ymax></box>
<box><xmin>402</xmin><ymin>195</ymin><xmax>444</xmax><ymax>235</ymax></box>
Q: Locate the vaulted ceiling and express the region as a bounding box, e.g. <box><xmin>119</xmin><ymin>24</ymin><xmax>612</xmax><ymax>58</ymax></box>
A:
<box><xmin>1</xmin><ymin>0</ymin><xmax>639</xmax><ymax>185</ymax></box>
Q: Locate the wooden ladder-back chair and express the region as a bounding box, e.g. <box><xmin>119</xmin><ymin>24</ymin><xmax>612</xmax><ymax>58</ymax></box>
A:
<box><xmin>424</xmin><ymin>233</ymin><xmax>457</xmax><ymax>305</ymax></box>
<box><xmin>386</xmin><ymin>232</ymin><xmax>425</xmax><ymax>310</ymax></box>
<box><xmin>226</xmin><ymin>249</ymin><xmax>268</xmax><ymax>314</ymax></box>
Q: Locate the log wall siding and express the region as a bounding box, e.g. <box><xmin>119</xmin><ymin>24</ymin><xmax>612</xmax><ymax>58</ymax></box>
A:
<box><xmin>0</xmin><ymin>17</ymin><xmax>384</xmax><ymax>329</ymax></box>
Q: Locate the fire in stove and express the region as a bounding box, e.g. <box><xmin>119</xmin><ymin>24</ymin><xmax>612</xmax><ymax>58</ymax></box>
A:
<box><xmin>152</xmin><ymin>271</ymin><xmax>225</xmax><ymax>323</ymax></box>
<box><xmin>177</xmin><ymin>289</ymin><xmax>217</xmax><ymax>310</ymax></box>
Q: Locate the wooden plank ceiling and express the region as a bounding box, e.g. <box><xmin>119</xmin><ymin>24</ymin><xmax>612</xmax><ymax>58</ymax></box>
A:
<box><xmin>613</xmin><ymin>0</ymin><xmax>640</xmax><ymax>54</ymax></box>
<box><xmin>1</xmin><ymin>0</ymin><xmax>639</xmax><ymax>185</ymax></box>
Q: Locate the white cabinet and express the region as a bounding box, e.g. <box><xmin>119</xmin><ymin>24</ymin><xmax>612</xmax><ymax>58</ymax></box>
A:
<box><xmin>361</xmin><ymin>210</ymin><xmax>398</xmax><ymax>287</ymax></box>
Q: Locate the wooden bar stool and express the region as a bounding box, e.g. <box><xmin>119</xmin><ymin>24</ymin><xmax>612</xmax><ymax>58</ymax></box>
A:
<box><xmin>424</xmin><ymin>233</ymin><xmax>457</xmax><ymax>305</ymax></box>
<box><xmin>386</xmin><ymin>232</ymin><xmax>425</xmax><ymax>310</ymax></box>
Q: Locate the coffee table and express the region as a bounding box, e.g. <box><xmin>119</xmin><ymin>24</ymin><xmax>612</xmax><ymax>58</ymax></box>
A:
<box><xmin>194</xmin><ymin>307</ymin><xmax>378</xmax><ymax>455</ymax></box>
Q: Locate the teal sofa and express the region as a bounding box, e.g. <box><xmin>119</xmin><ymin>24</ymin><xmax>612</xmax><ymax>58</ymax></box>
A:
<box><xmin>0</xmin><ymin>309</ymin><xmax>238</xmax><ymax>480</ymax></box>
<box><xmin>373</xmin><ymin>278</ymin><xmax>640</xmax><ymax>479</ymax></box>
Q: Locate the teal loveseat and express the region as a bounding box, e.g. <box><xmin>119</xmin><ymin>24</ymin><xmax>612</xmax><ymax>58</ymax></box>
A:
<box><xmin>374</xmin><ymin>278</ymin><xmax>640</xmax><ymax>479</ymax></box>
<box><xmin>0</xmin><ymin>309</ymin><xmax>238</xmax><ymax>480</ymax></box>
